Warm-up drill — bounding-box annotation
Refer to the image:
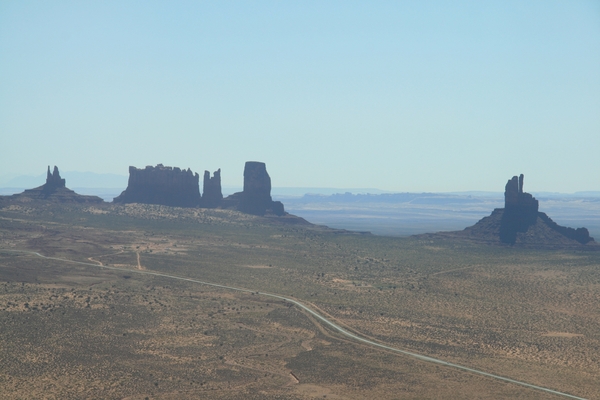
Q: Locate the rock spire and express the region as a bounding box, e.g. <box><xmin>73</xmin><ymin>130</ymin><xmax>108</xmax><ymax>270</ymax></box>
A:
<box><xmin>500</xmin><ymin>174</ymin><xmax>540</xmax><ymax>243</ymax></box>
<box><xmin>202</xmin><ymin>169</ymin><xmax>223</xmax><ymax>208</ymax></box>
<box><xmin>44</xmin><ymin>165</ymin><xmax>66</xmax><ymax>193</ymax></box>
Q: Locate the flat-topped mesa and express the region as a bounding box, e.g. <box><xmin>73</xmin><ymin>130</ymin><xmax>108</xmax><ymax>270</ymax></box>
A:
<box><xmin>222</xmin><ymin>161</ymin><xmax>285</xmax><ymax>216</ymax></box>
<box><xmin>202</xmin><ymin>169</ymin><xmax>223</xmax><ymax>208</ymax></box>
<box><xmin>113</xmin><ymin>164</ymin><xmax>201</xmax><ymax>207</ymax></box>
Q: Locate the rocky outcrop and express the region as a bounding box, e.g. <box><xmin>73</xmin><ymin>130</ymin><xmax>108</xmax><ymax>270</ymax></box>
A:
<box><xmin>6</xmin><ymin>161</ymin><xmax>289</xmax><ymax>216</ymax></box>
<box><xmin>223</xmin><ymin>161</ymin><xmax>285</xmax><ymax>216</ymax></box>
<box><xmin>455</xmin><ymin>174</ymin><xmax>595</xmax><ymax>247</ymax></box>
<box><xmin>240</xmin><ymin>162</ymin><xmax>273</xmax><ymax>215</ymax></box>
<box><xmin>500</xmin><ymin>174</ymin><xmax>540</xmax><ymax>243</ymax></box>
<box><xmin>5</xmin><ymin>166</ymin><xmax>103</xmax><ymax>203</ymax></box>
<box><xmin>44</xmin><ymin>166</ymin><xmax>66</xmax><ymax>193</ymax></box>
<box><xmin>113</xmin><ymin>164</ymin><xmax>201</xmax><ymax>208</ymax></box>
<box><xmin>111</xmin><ymin>162</ymin><xmax>286</xmax><ymax>215</ymax></box>
<box><xmin>504</xmin><ymin>174</ymin><xmax>539</xmax><ymax>211</ymax></box>
<box><xmin>202</xmin><ymin>169</ymin><xmax>223</xmax><ymax>208</ymax></box>
<box><xmin>537</xmin><ymin>213</ymin><xmax>593</xmax><ymax>245</ymax></box>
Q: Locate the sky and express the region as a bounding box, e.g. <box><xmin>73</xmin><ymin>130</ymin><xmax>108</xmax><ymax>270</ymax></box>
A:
<box><xmin>1</xmin><ymin>1</ymin><xmax>599</xmax><ymax>192</ymax></box>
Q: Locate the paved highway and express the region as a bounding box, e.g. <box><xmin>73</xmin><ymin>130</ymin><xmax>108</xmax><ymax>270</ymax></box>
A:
<box><xmin>0</xmin><ymin>249</ymin><xmax>588</xmax><ymax>400</ymax></box>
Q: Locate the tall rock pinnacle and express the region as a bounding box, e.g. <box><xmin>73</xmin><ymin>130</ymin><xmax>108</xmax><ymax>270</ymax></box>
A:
<box><xmin>202</xmin><ymin>169</ymin><xmax>223</xmax><ymax>208</ymax></box>
<box><xmin>43</xmin><ymin>165</ymin><xmax>66</xmax><ymax>193</ymax></box>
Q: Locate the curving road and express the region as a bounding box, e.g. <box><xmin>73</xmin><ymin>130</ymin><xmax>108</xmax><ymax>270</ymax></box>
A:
<box><xmin>0</xmin><ymin>249</ymin><xmax>588</xmax><ymax>400</ymax></box>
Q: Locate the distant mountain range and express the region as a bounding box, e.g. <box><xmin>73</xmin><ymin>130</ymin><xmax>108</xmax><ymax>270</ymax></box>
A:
<box><xmin>0</xmin><ymin>171</ymin><xmax>128</xmax><ymax>189</ymax></box>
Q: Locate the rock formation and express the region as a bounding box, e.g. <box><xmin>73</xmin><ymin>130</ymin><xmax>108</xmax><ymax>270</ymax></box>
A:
<box><xmin>240</xmin><ymin>162</ymin><xmax>274</xmax><ymax>214</ymax></box>
<box><xmin>5</xmin><ymin>166</ymin><xmax>103</xmax><ymax>203</ymax></box>
<box><xmin>499</xmin><ymin>174</ymin><xmax>540</xmax><ymax>243</ymax></box>
<box><xmin>222</xmin><ymin>161</ymin><xmax>285</xmax><ymax>216</ymax></box>
<box><xmin>504</xmin><ymin>174</ymin><xmax>539</xmax><ymax>211</ymax></box>
<box><xmin>113</xmin><ymin>164</ymin><xmax>201</xmax><ymax>208</ymax></box>
<box><xmin>112</xmin><ymin>162</ymin><xmax>286</xmax><ymax>215</ymax></box>
<box><xmin>456</xmin><ymin>174</ymin><xmax>595</xmax><ymax>247</ymax></box>
<box><xmin>1</xmin><ymin>162</ymin><xmax>292</xmax><ymax>218</ymax></box>
<box><xmin>202</xmin><ymin>169</ymin><xmax>223</xmax><ymax>208</ymax></box>
<box><xmin>44</xmin><ymin>165</ymin><xmax>66</xmax><ymax>193</ymax></box>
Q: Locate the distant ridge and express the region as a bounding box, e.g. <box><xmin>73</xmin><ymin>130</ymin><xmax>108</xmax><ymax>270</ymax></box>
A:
<box><xmin>1</xmin><ymin>171</ymin><xmax>127</xmax><ymax>189</ymax></box>
<box><xmin>271</xmin><ymin>187</ymin><xmax>391</xmax><ymax>197</ymax></box>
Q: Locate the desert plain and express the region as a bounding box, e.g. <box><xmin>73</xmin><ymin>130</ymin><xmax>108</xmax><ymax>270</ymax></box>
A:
<box><xmin>1</xmin><ymin>202</ymin><xmax>599</xmax><ymax>399</ymax></box>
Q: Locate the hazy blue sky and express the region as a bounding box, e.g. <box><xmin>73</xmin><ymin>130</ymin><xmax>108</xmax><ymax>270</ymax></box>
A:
<box><xmin>1</xmin><ymin>1</ymin><xmax>599</xmax><ymax>192</ymax></box>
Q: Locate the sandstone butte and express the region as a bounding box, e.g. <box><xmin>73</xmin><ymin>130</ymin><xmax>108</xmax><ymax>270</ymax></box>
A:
<box><xmin>113</xmin><ymin>164</ymin><xmax>202</xmax><ymax>208</ymax></box>
<box><xmin>113</xmin><ymin>161</ymin><xmax>285</xmax><ymax>216</ymax></box>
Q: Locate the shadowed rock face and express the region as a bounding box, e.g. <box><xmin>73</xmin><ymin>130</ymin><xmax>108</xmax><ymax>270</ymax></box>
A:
<box><xmin>114</xmin><ymin>164</ymin><xmax>201</xmax><ymax>208</ymax></box>
<box><xmin>504</xmin><ymin>174</ymin><xmax>538</xmax><ymax>211</ymax></box>
<box><xmin>110</xmin><ymin>161</ymin><xmax>286</xmax><ymax>215</ymax></box>
<box><xmin>500</xmin><ymin>174</ymin><xmax>540</xmax><ymax>244</ymax></box>
<box><xmin>239</xmin><ymin>162</ymin><xmax>272</xmax><ymax>215</ymax></box>
<box><xmin>202</xmin><ymin>169</ymin><xmax>223</xmax><ymax>208</ymax></box>
<box><xmin>43</xmin><ymin>166</ymin><xmax>66</xmax><ymax>194</ymax></box>
<box><xmin>223</xmin><ymin>161</ymin><xmax>285</xmax><ymax>216</ymax></box>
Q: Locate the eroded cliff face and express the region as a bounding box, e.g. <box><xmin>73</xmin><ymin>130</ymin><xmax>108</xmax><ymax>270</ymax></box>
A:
<box><xmin>114</xmin><ymin>164</ymin><xmax>201</xmax><ymax>208</ymax></box>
